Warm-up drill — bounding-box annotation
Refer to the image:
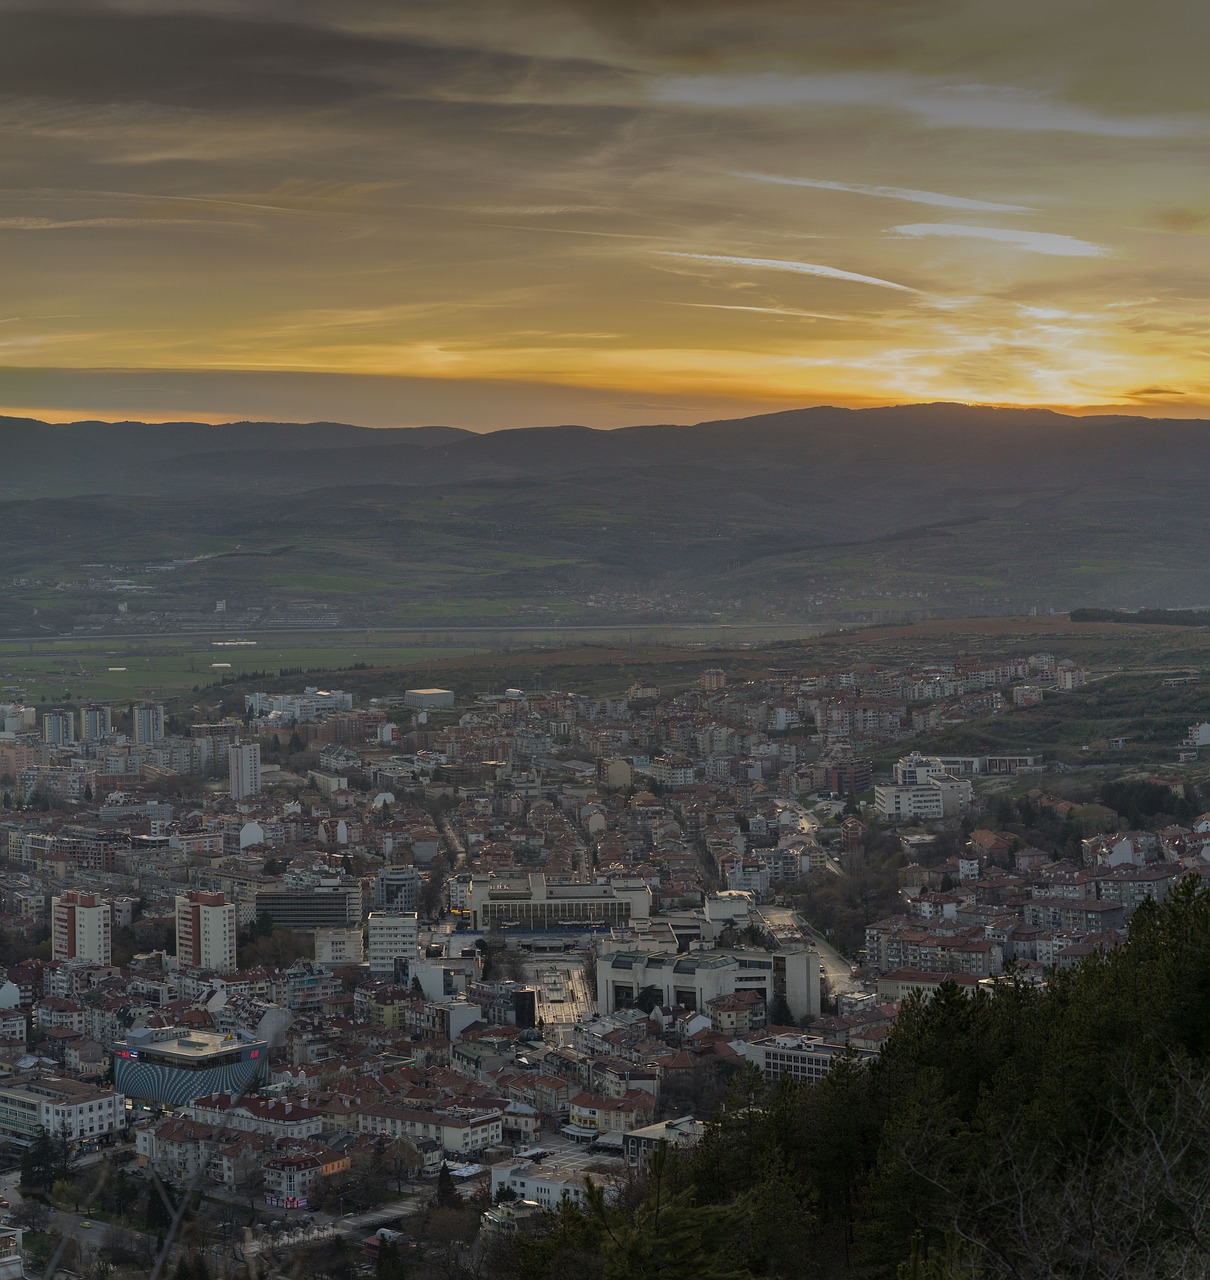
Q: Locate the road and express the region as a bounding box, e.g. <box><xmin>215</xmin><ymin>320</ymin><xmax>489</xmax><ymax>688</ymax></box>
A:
<box><xmin>759</xmin><ymin>905</ymin><xmax>861</xmax><ymax>999</ymax></box>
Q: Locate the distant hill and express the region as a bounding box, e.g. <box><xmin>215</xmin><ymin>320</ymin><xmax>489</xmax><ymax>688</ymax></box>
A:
<box><xmin>1</xmin><ymin>403</ymin><xmax>1207</xmax><ymax>632</ymax></box>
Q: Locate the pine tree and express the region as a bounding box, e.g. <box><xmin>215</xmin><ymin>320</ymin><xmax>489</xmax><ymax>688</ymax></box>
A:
<box><xmin>435</xmin><ymin>1163</ymin><xmax>460</xmax><ymax>1210</ymax></box>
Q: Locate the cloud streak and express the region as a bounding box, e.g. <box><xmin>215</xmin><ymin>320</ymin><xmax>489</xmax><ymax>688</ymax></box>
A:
<box><xmin>659</xmin><ymin>252</ymin><xmax>920</xmax><ymax>293</ymax></box>
<box><xmin>891</xmin><ymin>223</ymin><xmax>1111</xmax><ymax>257</ymax></box>
<box><xmin>735</xmin><ymin>172</ymin><xmax>1035</xmax><ymax>214</ymax></box>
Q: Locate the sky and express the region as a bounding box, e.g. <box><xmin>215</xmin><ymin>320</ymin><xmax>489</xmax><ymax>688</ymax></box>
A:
<box><xmin>1</xmin><ymin>0</ymin><xmax>1208</xmax><ymax>429</ymax></box>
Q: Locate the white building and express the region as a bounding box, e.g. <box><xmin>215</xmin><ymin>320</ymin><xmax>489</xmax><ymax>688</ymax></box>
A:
<box><xmin>175</xmin><ymin>891</ymin><xmax>237</xmax><ymax>973</ymax></box>
<box><xmin>51</xmin><ymin>891</ymin><xmax>112</xmax><ymax>964</ymax></box>
<box><xmin>875</xmin><ymin>775</ymin><xmax>972</xmax><ymax>822</ymax></box>
<box><xmin>367</xmin><ymin>911</ymin><xmax>419</xmax><ymax>979</ymax></box>
<box><xmin>740</xmin><ymin>1032</ymin><xmax>878</xmax><ymax>1084</ymax></box>
<box><xmin>228</xmin><ymin>742</ymin><xmax>262</xmax><ymax>801</ymax></box>
<box><xmin>468</xmin><ymin>871</ymin><xmax>652</xmax><ymax>932</ymax></box>
<box><xmin>597</xmin><ymin>946</ymin><xmax>819</xmax><ymax>1022</ymax></box>
<box><xmin>403</xmin><ymin>689</ymin><xmax>455</xmax><ymax>710</ymax></box>
<box><xmin>491</xmin><ymin>1160</ymin><xmax>617</xmax><ymax>1208</ymax></box>
<box><xmin>314</xmin><ymin>927</ymin><xmax>366</xmax><ymax>968</ymax></box>
<box><xmin>0</xmin><ymin>1076</ymin><xmax>124</xmax><ymax>1148</ymax></box>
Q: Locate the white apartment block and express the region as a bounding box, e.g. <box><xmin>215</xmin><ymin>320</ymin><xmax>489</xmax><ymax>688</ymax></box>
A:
<box><xmin>228</xmin><ymin>742</ymin><xmax>262</xmax><ymax>801</ymax></box>
<box><xmin>51</xmin><ymin>891</ymin><xmax>112</xmax><ymax>964</ymax></box>
<box><xmin>367</xmin><ymin>912</ymin><xmax>419</xmax><ymax>979</ymax></box>
<box><xmin>175</xmin><ymin>891</ymin><xmax>237</xmax><ymax>973</ymax></box>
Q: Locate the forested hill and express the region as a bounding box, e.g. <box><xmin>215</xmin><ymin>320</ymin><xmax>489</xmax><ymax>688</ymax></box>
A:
<box><xmin>506</xmin><ymin>877</ymin><xmax>1210</xmax><ymax>1280</ymax></box>
<box><xmin>5</xmin><ymin>403</ymin><xmax>1210</xmax><ymax>625</ymax></box>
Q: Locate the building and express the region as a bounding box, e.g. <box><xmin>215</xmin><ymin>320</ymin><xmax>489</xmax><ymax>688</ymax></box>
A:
<box><xmin>41</xmin><ymin>709</ymin><xmax>76</xmax><ymax>746</ymax></box>
<box><xmin>132</xmin><ymin>702</ymin><xmax>166</xmax><ymax>744</ymax></box>
<box><xmin>0</xmin><ymin>1227</ymin><xmax>23</xmax><ymax>1280</ymax></box>
<box><xmin>740</xmin><ymin>1032</ymin><xmax>877</xmax><ymax>1084</ymax></box>
<box><xmin>113</xmin><ymin>1028</ymin><xmax>268</xmax><ymax>1106</ymax></box>
<box><xmin>314</xmin><ymin>926</ymin><xmax>366</xmax><ymax>968</ymax></box>
<box><xmin>79</xmin><ymin>704</ymin><xmax>113</xmax><ymax>740</ymax></box>
<box><xmin>491</xmin><ymin>1160</ymin><xmax>618</xmax><ymax>1209</ymax></box>
<box><xmin>175</xmin><ymin>891</ymin><xmax>237</xmax><ymax>973</ymax></box>
<box><xmin>874</xmin><ymin>775</ymin><xmax>972</xmax><ymax>822</ymax></box>
<box><xmin>404</xmin><ymin>689</ymin><xmax>455</xmax><ymax>710</ymax></box>
<box><xmin>228</xmin><ymin>742</ymin><xmax>262</xmax><ymax>801</ymax></box>
<box><xmin>597</xmin><ymin>946</ymin><xmax>819</xmax><ymax>1022</ymax></box>
<box><xmin>51</xmin><ymin>891</ymin><xmax>112</xmax><ymax>964</ymax></box>
<box><xmin>255</xmin><ymin>883</ymin><xmax>362</xmax><ymax>929</ymax></box>
<box><xmin>0</xmin><ymin>1076</ymin><xmax>124</xmax><ymax>1150</ymax></box>
<box><xmin>623</xmin><ymin>1116</ymin><xmax>707</xmax><ymax>1168</ymax></box>
<box><xmin>468</xmin><ymin>871</ymin><xmax>652</xmax><ymax>932</ymax></box>
<box><xmin>367</xmin><ymin>912</ymin><xmax>419</xmax><ymax>979</ymax></box>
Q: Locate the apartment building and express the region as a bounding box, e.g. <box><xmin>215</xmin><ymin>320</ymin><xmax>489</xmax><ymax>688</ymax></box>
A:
<box><xmin>51</xmin><ymin>891</ymin><xmax>112</xmax><ymax>964</ymax></box>
<box><xmin>175</xmin><ymin>891</ymin><xmax>237</xmax><ymax>973</ymax></box>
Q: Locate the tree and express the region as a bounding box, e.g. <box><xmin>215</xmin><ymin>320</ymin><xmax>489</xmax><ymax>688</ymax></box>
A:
<box><xmin>375</xmin><ymin>1238</ymin><xmax>409</xmax><ymax>1280</ymax></box>
<box><xmin>768</xmin><ymin>992</ymin><xmax>794</xmax><ymax>1027</ymax></box>
<box><xmin>435</xmin><ymin>1162</ymin><xmax>462</xmax><ymax>1210</ymax></box>
<box><xmin>635</xmin><ymin>984</ymin><xmax>662</xmax><ymax>1015</ymax></box>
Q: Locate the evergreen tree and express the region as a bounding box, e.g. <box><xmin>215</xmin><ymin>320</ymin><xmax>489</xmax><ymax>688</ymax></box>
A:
<box><xmin>434</xmin><ymin>1163</ymin><xmax>460</xmax><ymax>1210</ymax></box>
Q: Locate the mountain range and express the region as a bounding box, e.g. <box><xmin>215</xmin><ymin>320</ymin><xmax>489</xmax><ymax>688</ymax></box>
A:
<box><xmin>2</xmin><ymin>403</ymin><xmax>1207</xmax><ymax>633</ymax></box>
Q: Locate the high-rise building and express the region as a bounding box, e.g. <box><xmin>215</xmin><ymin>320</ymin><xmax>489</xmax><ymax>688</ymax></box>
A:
<box><xmin>132</xmin><ymin>702</ymin><xmax>166</xmax><ymax>744</ymax></box>
<box><xmin>175</xmin><ymin>890</ymin><xmax>237</xmax><ymax>973</ymax></box>
<box><xmin>79</xmin><ymin>704</ymin><xmax>113</xmax><ymax>741</ymax></box>
<box><xmin>228</xmin><ymin>742</ymin><xmax>262</xmax><ymax>801</ymax></box>
<box><xmin>367</xmin><ymin>911</ymin><xmax>419</xmax><ymax>979</ymax></box>
<box><xmin>42</xmin><ymin>709</ymin><xmax>77</xmax><ymax>746</ymax></box>
<box><xmin>51</xmin><ymin>891</ymin><xmax>112</xmax><ymax>964</ymax></box>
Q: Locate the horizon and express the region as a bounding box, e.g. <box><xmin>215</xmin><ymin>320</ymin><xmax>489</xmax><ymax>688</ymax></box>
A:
<box><xmin>0</xmin><ymin>1</ymin><xmax>1206</xmax><ymax>428</ymax></box>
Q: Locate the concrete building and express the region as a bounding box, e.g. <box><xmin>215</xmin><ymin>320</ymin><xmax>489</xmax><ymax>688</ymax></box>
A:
<box><xmin>0</xmin><ymin>1075</ymin><xmax>124</xmax><ymax>1150</ymax></box>
<box><xmin>255</xmin><ymin>883</ymin><xmax>362</xmax><ymax>929</ymax></box>
<box><xmin>175</xmin><ymin>890</ymin><xmax>237</xmax><ymax>973</ymax></box>
<box><xmin>874</xmin><ymin>775</ymin><xmax>973</xmax><ymax>822</ymax></box>
<box><xmin>623</xmin><ymin>1116</ymin><xmax>707</xmax><ymax>1168</ymax></box>
<box><xmin>469</xmin><ymin>871</ymin><xmax>652</xmax><ymax>932</ymax></box>
<box><xmin>367</xmin><ymin>911</ymin><xmax>420</xmax><ymax>979</ymax></box>
<box><xmin>404</xmin><ymin>688</ymin><xmax>455</xmax><ymax>710</ymax></box>
<box><xmin>314</xmin><ymin>926</ymin><xmax>366</xmax><ymax>968</ymax></box>
<box><xmin>228</xmin><ymin>741</ymin><xmax>262</xmax><ymax>801</ymax></box>
<box><xmin>132</xmin><ymin>702</ymin><xmax>166</xmax><ymax>745</ymax></box>
<box><xmin>113</xmin><ymin>1027</ymin><xmax>268</xmax><ymax>1107</ymax></box>
<box><xmin>41</xmin><ymin>709</ymin><xmax>76</xmax><ymax>746</ymax></box>
<box><xmin>597</xmin><ymin>946</ymin><xmax>819</xmax><ymax>1022</ymax></box>
<box><xmin>51</xmin><ymin>891</ymin><xmax>112</xmax><ymax>964</ymax></box>
<box><xmin>740</xmin><ymin>1032</ymin><xmax>877</xmax><ymax>1084</ymax></box>
<box><xmin>79</xmin><ymin>704</ymin><xmax>113</xmax><ymax>741</ymax></box>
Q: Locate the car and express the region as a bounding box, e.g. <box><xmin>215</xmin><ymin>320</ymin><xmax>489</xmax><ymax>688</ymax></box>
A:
<box><xmin>80</xmin><ymin>1221</ymin><xmax>93</xmax><ymax>1230</ymax></box>
<box><xmin>0</xmin><ymin>1198</ymin><xmax>8</xmax><ymax>1208</ymax></box>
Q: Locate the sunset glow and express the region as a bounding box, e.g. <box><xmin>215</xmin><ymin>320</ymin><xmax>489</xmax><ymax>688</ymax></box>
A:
<box><xmin>1</xmin><ymin>0</ymin><xmax>1206</xmax><ymax>427</ymax></box>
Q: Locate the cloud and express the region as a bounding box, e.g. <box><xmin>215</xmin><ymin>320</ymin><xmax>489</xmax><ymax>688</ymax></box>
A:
<box><xmin>891</xmin><ymin>223</ymin><xmax>1110</xmax><ymax>257</ymax></box>
<box><xmin>653</xmin><ymin>72</ymin><xmax>1194</xmax><ymax>137</ymax></box>
<box><xmin>1126</xmin><ymin>385</ymin><xmax>1186</xmax><ymax>397</ymax></box>
<box><xmin>735</xmin><ymin>172</ymin><xmax>1035</xmax><ymax>213</ymax></box>
<box><xmin>659</xmin><ymin>252</ymin><xmax>919</xmax><ymax>292</ymax></box>
<box><xmin>662</xmin><ymin>302</ymin><xmax>851</xmax><ymax>320</ymax></box>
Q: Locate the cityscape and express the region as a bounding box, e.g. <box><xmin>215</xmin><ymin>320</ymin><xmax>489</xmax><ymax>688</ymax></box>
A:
<box><xmin>2</xmin><ymin>0</ymin><xmax>1209</xmax><ymax>1278</ymax></box>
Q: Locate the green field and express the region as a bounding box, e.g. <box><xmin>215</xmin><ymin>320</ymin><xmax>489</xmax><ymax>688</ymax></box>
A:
<box><xmin>0</xmin><ymin>634</ymin><xmax>480</xmax><ymax>703</ymax></box>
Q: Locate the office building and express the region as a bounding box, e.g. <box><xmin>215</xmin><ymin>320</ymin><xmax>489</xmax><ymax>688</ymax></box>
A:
<box><xmin>51</xmin><ymin>891</ymin><xmax>112</xmax><ymax>964</ymax></box>
<box><xmin>175</xmin><ymin>890</ymin><xmax>237</xmax><ymax>973</ymax></box>
<box><xmin>468</xmin><ymin>871</ymin><xmax>652</xmax><ymax>932</ymax></box>
<box><xmin>132</xmin><ymin>702</ymin><xmax>166</xmax><ymax>745</ymax></box>
<box><xmin>314</xmin><ymin>926</ymin><xmax>366</xmax><ymax>968</ymax></box>
<box><xmin>228</xmin><ymin>741</ymin><xmax>262</xmax><ymax>801</ymax></box>
<box><xmin>254</xmin><ymin>882</ymin><xmax>361</xmax><ymax>929</ymax></box>
<box><xmin>113</xmin><ymin>1027</ymin><xmax>267</xmax><ymax>1106</ymax></box>
<box><xmin>367</xmin><ymin>911</ymin><xmax>419</xmax><ymax>979</ymax></box>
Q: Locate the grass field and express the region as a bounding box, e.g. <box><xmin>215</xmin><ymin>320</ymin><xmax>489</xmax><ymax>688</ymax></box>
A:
<box><xmin>0</xmin><ymin>635</ymin><xmax>480</xmax><ymax>702</ymax></box>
